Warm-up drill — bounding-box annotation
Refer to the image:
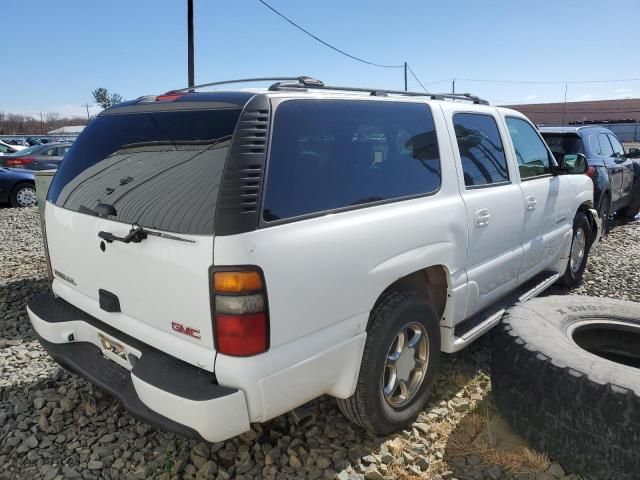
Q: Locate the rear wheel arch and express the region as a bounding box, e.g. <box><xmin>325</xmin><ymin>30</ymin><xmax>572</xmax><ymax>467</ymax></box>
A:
<box><xmin>374</xmin><ymin>265</ymin><xmax>451</xmax><ymax>326</ymax></box>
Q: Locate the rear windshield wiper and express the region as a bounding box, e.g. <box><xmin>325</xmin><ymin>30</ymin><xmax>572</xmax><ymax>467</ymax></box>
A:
<box><xmin>98</xmin><ymin>225</ymin><xmax>195</xmax><ymax>244</ymax></box>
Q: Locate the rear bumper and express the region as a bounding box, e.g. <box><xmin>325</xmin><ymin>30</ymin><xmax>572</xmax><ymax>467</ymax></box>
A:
<box><xmin>27</xmin><ymin>293</ymin><xmax>250</xmax><ymax>442</ymax></box>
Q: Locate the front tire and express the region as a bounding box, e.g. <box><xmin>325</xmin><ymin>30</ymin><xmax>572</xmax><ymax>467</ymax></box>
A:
<box><xmin>10</xmin><ymin>182</ymin><xmax>37</xmax><ymax>208</ymax></box>
<box><xmin>337</xmin><ymin>289</ymin><xmax>440</xmax><ymax>434</ymax></box>
<box><xmin>558</xmin><ymin>211</ymin><xmax>591</xmax><ymax>287</ymax></box>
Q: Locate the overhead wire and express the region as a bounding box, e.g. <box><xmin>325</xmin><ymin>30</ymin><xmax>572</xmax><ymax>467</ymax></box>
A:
<box><xmin>256</xmin><ymin>0</ymin><xmax>403</xmax><ymax>69</ymax></box>
<box><xmin>255</xmin><ymin>0</ymin><xmax>436</xmax><ymax>92</ymax></box>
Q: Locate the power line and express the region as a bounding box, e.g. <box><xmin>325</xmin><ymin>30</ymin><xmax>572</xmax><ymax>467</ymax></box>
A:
<box><xmin>256</xmin><ymin>0</ymin><xmax>403</xmax><ymax>69</ymax></box>
<box><xmin>458</xmin><ymin>77</ymin><xmax>640</xmax><ymax>85</ymax></box>
<box><xmin>406</xmin><ymin>64</ymin><xmax>429</xmax><ymax>92</ymax></box>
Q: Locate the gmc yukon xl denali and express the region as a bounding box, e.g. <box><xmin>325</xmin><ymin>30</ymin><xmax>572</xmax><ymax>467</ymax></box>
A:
<box><xmin>28</xmin><ymin>77</ymin><xmax>601</xmax><ymax>442</ymax></box>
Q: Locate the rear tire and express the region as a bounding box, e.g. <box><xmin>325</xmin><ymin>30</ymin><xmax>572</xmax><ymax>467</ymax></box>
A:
<box><xmin>598</xmin><ymin>192</ymin><xmax>611</xmax><ymax>235</ymax></box>
<box><xmin>621</xmin><ymin>182</ymin><xmax>640</xmax><ymax>219</ymax></box>
<box><xmin>558</xmin><ymin>212</ymin><xmax>591</xmax><ymax>287</ymax></box>
<box><xmin>10</xmin><ymin>182</ymin><xmax>37</xmax><ymax>208</ymax></box>
<box><xmin>337</xmin><ymin>289</ymin><xmax>440</xmax><ymax>434</ymax></box>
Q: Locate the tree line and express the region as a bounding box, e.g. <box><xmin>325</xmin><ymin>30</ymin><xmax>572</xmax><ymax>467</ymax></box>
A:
<box><xmin>0</xmin><ymin>88</ymin><xmax>123</xmax><ymax>135</ymax></box>
<box><xmin>0</xmin><ymin>112</ymin><xmax>87</xmax><ymax>136</ymax></box>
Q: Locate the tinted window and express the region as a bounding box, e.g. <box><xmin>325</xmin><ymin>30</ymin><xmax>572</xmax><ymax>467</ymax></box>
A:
<box><xmin>453</xmin><ymin>113</ymin><xmax>508</xmax><ymax>187</ymax></box>
<box><xmin>506</xmin><ymin>117</ymin><xmax>552</xmax><ymax>179</ymax></box>
<box><xmin>49</xmin><ymin>108</ymin><xmax>242</xmax><ymax>234</ymax></box>
<box><xmin>598</xmin><ymin>133</ymin><xmax>614</xmax><ymax>157</ymax></box>
<box><xmin>541</xmin><ymin>133</ymin><xmax>583</xmax><ymax>161</ymax></box>
<box><xmin>263</xmin><ymin>100</ymin><xmax>441</xmax><ymax>222</ymax></box>
<box><xmin>608</xmin><ymin>134</ymin><xmax>624</xmax><ymax>156</ymax></box>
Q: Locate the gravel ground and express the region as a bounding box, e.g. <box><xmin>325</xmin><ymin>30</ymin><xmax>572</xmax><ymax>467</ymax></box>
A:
<box><xmin>1</xmin><ymin>206</ymin><xmax>638</xmax><ymax>480</ymax></box>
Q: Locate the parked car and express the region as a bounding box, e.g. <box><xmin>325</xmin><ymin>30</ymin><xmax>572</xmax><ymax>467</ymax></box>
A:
<box><xmin>540</xmin><ymin>126</ymin><xmax>640</xmax><ymax>232</ymax></box>
<box><xmin>0</xmin><ymin>142</ymin><xmax>72</xmax><ymax>170</ymax></box>
<box><xmin>0</xmin><ymin>140</ymin><xmax>25</xmax><ymax>156</ymax></box>
<box><xmin>0</xmin><ymin>167</ymin><xmax>36</xmax><ymax>207</ymax></box>
<box><xmin>27</xmin><ymin>78</ymin><xmax>600</xmax><ymax>443</ymax></box>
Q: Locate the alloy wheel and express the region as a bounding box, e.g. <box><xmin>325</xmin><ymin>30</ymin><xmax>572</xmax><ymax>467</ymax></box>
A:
<box><xmin>382</xmin><ymin>322</ymin><xmax>429</xmax><ymax>408</ymax></box>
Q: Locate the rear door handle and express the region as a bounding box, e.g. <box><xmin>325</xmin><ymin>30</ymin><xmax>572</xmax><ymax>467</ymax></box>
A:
<box><xmin>474</xmin><ymin>208</ymin><xmax>491</xmax><ymax>227</ymax></box>
<box><xmin>526</xmin><ymin>195</ymin><xmax>537</xmax><ymax>211</ymax></box>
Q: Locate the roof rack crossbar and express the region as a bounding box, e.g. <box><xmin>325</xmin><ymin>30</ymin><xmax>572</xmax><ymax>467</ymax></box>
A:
<box><xmin>270</xmin><ymin>82</ymin><xmax>489</xmax><ymax>105</ymax></box>
<box><xmin>165</xmin><ymin>76</ymin><xmax>324</xmax><ymax>94</ymax></box>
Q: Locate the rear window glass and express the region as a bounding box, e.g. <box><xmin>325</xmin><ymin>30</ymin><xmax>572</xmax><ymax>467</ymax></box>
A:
<box><xmin>263</xmin><ymin>100</ymin><xmax>441</xmax><ymax>222</ymax></box>
<box><xmin>541</xmin><ymin>133</ymin><xmax>583</xmax><ymax>160</ymax></box>
<box><xmin>48</xmin><ymin>108</ymin><xmax>242</xmax><ymax>234</ymax></box>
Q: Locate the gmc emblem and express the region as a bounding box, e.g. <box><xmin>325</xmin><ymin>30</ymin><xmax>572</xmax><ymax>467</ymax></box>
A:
<box><xmin>171</xmin><ymin>322</ymin><xmax>201</xmax><ymax>340</ymax></box>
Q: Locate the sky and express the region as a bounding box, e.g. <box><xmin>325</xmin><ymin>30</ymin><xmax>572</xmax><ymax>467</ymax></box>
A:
<box><xmin>1</xmin><ymin>0</ymin><xmax>639</xmax><ymax>119</ymax></box>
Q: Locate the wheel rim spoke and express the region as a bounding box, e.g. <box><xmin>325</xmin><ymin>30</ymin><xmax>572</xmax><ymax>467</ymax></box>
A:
<box><xmin>384</xmin><ymin>365</ymin><xmax>398</xmax><ymax>396</ymax></box>
<box><xmin>382</xmin><ymin>321</ymin><xmax>430</xmax><ymax>408</ymax></box>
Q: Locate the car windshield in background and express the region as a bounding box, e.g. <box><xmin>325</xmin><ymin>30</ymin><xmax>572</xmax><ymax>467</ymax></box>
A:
<box><xmin>263</xmin><ymin>100</ymin><xmax>441</xmax><ymax>222</ymax></box>
<box><xmin>541</xmin><ymin>133</ymin><xmax>583</xmax><ymax>157</ymax></box>
<box><xmin>48</xmin><ymin>108</ymin><xmax>242</xmax><ymax>235</ymax></box>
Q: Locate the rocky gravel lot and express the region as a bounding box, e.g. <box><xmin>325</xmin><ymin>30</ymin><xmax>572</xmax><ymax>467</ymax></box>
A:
<box><xmin>1</xmin><ymin>206</ymin><xmax>638</xmax><ymax>480</ymax></box>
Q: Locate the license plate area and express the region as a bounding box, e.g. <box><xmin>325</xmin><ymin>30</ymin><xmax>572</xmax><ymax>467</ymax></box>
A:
<box><xmin>98</xmin><ymin>333</ymin><xmax>134</xmax><ymax>370</ymax></box>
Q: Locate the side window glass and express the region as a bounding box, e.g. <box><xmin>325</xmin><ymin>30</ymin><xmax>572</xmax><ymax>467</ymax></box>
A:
<box><xmin>506</xmin><ymin>117</ymin><xmax>552</xmax><ymax>179</ymax></box>
<box><xmin>263</xmin><ymin>100</ymin><xmax>441</xmax><ymax>221</ymax></box>
<box><xmin>598</xmin><ymin>134</ymin><xmax>614</xmax><ymax>157</ymax></box>
<box><xmin>452</xmin><ymin>113</ymin><xmax>509</xmax><ymax>187</ymax></box>
<box><xmin>589</xmin><ymin>134</ymin><xmax>601</xmax><ymax>156</ymax></box>
<box><xmin>608</xmin><ymin>134</ymin><xmax>624</xmax><ymax>156</ymax></box>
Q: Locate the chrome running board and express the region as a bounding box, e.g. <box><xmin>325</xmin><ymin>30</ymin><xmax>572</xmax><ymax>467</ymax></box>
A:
<box><xmin>442</xmin><ymin>271</ymin><xmax>560</xmax><ymax>353</ymax></box>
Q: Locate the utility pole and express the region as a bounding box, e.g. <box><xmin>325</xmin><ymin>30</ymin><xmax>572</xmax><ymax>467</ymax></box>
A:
<box><xmin>561</xmin><ymin>83</ymin><xmax>568</xmax><ymax>126</ymax></box>
<box><xmin>82</xmin><ymin>103</ymin><xmax>91</xmax><ymax>122</ymax></box>
<box><xmin>188</xmin><ymin>0</ymin><xmax>195</xmax><ymax>91</ymax></box>
<box><xmin>404</xmin><ymin>62</ymin><xmax>407</xmax><ymax>91</ymax></box>
<box><xmin>39</xmin><ymin>112</ymin><xmax>44</xmax><ymax>135</ymax></box>
<box><xmin>452</xmin><ymin>78</ymin><xmax>455</xmax><ymax>94</ymax></box>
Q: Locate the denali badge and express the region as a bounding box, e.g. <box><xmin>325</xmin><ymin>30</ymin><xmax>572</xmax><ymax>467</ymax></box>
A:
<box><xmin>53</xmin><ymin>269</ymin><xmax>77</xmax><ymax>286</ymax></box>
<box><xmin>171</xmin><ymin>322</ymin><xmax>201</xmax><ymax>340</ymax></box>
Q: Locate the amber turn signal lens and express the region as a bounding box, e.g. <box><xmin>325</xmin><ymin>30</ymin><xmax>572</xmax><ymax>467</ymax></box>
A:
<box><xmin>214</xmin><ymin>271</ymin><xmax>263</xmax><ymax>293</ymax></box>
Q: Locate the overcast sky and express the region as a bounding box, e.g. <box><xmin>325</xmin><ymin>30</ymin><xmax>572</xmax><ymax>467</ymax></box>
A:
<box><xmin>2</xmin><ymin>0</ymin><xmax>639</xmax><ymax>118</ymax></box>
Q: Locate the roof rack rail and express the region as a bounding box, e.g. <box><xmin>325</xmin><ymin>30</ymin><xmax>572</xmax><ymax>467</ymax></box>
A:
<box><xmin>164</xmin><ymin>76</ymin><xmax>324</xmax><ymax>94</ymax></box>
<box><xmin>269</xmin><ymin>80</ymin><xmax>489</xmax><ymax>105</ymax></box>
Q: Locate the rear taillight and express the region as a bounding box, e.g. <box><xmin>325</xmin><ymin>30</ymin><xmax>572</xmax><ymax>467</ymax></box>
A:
<box><xmin>5</xmin><ymin>156</ymin><xmax>34</xmax><ymax>166</ymax></box>
<box><xmin>211</xmin><ymin>268</ymin><xmax>269</xmax><ymax>356</ymax></box>
<box><xmin>586</xmin><ymin>166</ymin><xmax>596</xmax><ymax>177</ymax></box>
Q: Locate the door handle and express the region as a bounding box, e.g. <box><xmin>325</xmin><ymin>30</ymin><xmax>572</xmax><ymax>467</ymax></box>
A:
<box><xmin>474</xmin><ymin>208</ymin><xmax>491</xmax><ymax>227</ymax></box>
<box><xmin>525</xmin><ymin>195</ymin><xmax>537</xmax><ymax>211</ymax></box>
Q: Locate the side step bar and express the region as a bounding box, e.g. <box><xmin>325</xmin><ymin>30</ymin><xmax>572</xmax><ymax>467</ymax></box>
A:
<box><xmin>442</xmin><ymin>271</ymin><xmax>560</xmax><ymax>353</ymax></box>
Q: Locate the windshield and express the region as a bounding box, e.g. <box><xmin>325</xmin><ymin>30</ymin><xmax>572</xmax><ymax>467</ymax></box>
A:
<box><xmin>541</xmin><ymin>133</ymin><xmax>583</xmax><ymax>158</ymax></box>
<box><xmin>48</xmin><ymin>108</ymin><xmax>242</xmax><ymax>235</ymax></box>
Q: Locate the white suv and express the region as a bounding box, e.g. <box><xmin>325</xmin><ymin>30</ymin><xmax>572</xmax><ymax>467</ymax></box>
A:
<box><xmin>28</xmin><ymin>77</ymin><xmax>600</xmax><ymax>442</ymax></box>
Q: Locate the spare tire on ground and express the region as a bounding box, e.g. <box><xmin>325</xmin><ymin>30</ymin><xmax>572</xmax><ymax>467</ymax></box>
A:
<box><xmin>491</xmin><ymin>296</ymin><xmax>640</xmax><ymax>480</ymax></box>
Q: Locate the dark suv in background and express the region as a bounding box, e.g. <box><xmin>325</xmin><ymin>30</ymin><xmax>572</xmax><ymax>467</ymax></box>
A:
<box><xmin>540</xmin><ymin>126</ymin><xmax>640</xmax><ymax>233</ymax></box>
